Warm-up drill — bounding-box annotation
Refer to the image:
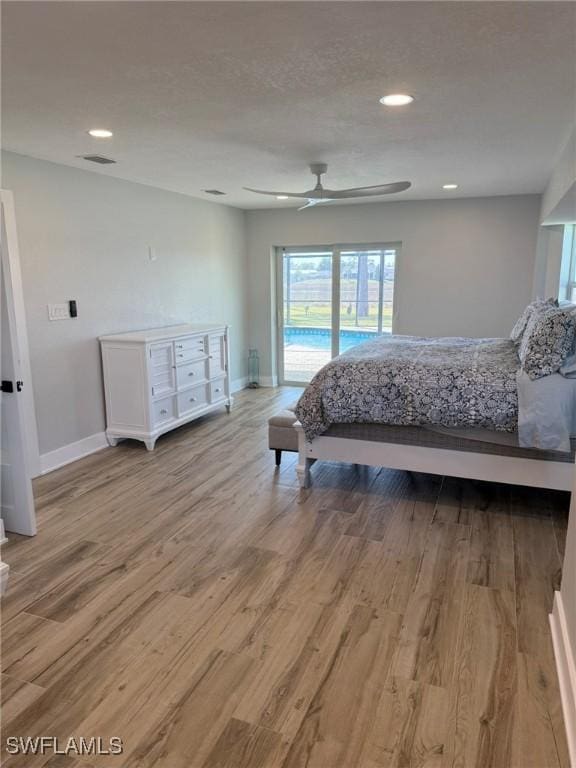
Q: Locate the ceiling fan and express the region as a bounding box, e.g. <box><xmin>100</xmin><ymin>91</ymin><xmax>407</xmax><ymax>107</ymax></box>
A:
<box><xmin>243</xmin><ymin>163</ymin><xmax>411</xmax><ymax>210</ymax></box>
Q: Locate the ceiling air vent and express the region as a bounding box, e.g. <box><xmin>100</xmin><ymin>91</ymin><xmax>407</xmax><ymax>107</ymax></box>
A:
<box><xmin>80</xmin><ymin>155</ymin><xmax>117</xmax><ymax>165</ymax></box>
<box><xmin>203</xmin><ymin>189</ymin><xmax>226</xmax><ymax>196</ymax></box>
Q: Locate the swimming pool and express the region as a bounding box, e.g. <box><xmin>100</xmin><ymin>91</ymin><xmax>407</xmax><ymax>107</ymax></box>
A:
<box><xmin>284</xmin><ymin>326</ymin><xmax>385</xmax><ymax>352</ymax></box>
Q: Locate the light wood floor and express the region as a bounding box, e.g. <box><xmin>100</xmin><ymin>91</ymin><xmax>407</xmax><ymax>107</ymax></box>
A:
<box><xmin>1</xmin><ymin>386</ymin><xmax>571</xmax><ymax>767</ymax></box>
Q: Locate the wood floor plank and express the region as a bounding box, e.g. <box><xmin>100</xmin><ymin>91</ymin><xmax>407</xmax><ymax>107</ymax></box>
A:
<box><xmin>1</xmin><ymin>613</ymin><xmax>61</xmax><ymax>679</ymax></box>
<box><xmin>201</xmin><ymin>718</ymin><xmax>286</xmax><ymax>768</ymax></box>
<box><xmin>390</xmin><ymin>520</ymin><xmax>470</xmax><ymax>687</ymax></box>
<box><xmin>114</xmin><ymin>650</ymin><xmax>256</xmax><ymax>768</ymax></box>
<box><xmin>281</xmin><ymin>605</ymin><xmax>403</xmax><ymax>768</ymax></box>
<box><xmin>343</xmin><ymin>469</ymin><xmax>410</xmax><ymax>541</ymax></box>
<box><xmin>347</xmin><ymin>479</ymin><xmax>442</xmax><ymax>615</ymax></box>
<box><xmin>5</xmin><ymin>561</ymin><xmax>172</xmax><ymax>686</ymax></box>
<box><xmin>512</xmin><ymin>505</ymin><xmax>563</xmax><ymax>657</ymax></box>
<box><xmin>0</xmin><ymin>387</ymin><xmax>569</xmax><ymax>768</ymax></box>
<box><xmin>1</xmin><ymin>673</ymin><xmax>46</xmax><ymax>722</ymax></box>
<box><xmin>362</xmin><ymin>677</ymin><xmax>449</xmax><ymax>768</ymax></box>
<box><xmin>512</xmin><ymin>650</ymin><xmax>571</xmax><ymax>768</ymax></box>
<box><xmin>444</xmin><ymin>584</ymin><xmax>517</xmax><ymax>768</ymax></box>
<box><xmin>1</xmin><ymin>540</ymin><xmax>105</xmax><ymax>623</ymax></box>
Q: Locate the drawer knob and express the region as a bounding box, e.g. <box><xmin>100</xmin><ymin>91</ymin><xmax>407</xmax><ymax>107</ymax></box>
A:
<box><xmin>215</xmin><ymin>388</ymin><xmax>221</xmax><ymax>393</ymax></box>
<box><xmin>176</xmin><ymin>344</ymin><xmax>183</xmax><ymax>349</ymax></box>
<box><xmin>177</xmin><ymin>353</ymin><xmax>184</xmax><ymax>358</ymax></box>
<box><xmin>209</xmin><ymin>355</ymin><xmax>213</xmax><ymax>359</ymax></box>
<box><xmin>188</xmin><ymin>372</ymin><xmax>195</xmax><ymax>377</ymax></box>
<box><xmin>160</xmin><ymin>409</ymin><xmax>168</xmax><ymax>415</ymax></box>
<box><xmin>189</xmin><ymin>397</ymin><xmax>197</xmax><ymax>402</ymax></box>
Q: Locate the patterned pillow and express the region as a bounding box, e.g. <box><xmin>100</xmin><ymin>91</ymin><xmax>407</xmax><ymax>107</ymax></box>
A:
<box><xmin>519</xmin><ymin>305</ymin><xmax>576</xmax><ymax>379</ymax></box>
<box><xmin>510</xmin><ymin>298</ymin><xmax>556</xmax><ymax>345</ymax></box>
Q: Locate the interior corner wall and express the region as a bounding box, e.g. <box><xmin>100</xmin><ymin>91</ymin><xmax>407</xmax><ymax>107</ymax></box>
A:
<box><xmin>533</xmin><ymin>225</ymin><xmax>566</xmax><ymax>299</ymax></box>
<box><xmin>246</xmin><ymin>194</ymin><xmax>541</xmax><ymax>381</ymax></box>
<box><xmin>532</xmin><ymin>129</ymin><xmax>576</xmax><ymax>303</ymax></box>
<box><xmin>2</xmin><ymin>151</ymin><xmax>249</xmax><ymax>456</ymax></box>
<box><xmin>541</xmin><ymin>129</ymin><xmax>576</xmax><ymax>224</ymax></box>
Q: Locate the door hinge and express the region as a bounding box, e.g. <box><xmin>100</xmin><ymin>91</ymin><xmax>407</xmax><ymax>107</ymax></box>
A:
<box><xmin>1</xmin><ymin>380</ymin><xmax>13</xmax><ymax>393</ymax></box>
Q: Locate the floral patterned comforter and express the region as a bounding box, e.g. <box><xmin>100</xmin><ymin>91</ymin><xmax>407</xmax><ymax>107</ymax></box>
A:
<box><xmin>295</xmin><ymin>335</ymin><xmax>520</xmax><ymax>441</ymax></box>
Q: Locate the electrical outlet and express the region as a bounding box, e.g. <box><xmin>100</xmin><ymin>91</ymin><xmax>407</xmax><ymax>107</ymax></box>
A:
<box><xmin>47</xmin><ymin>303</ymin><xmax>70</xmax><ymax>321</ymax></box>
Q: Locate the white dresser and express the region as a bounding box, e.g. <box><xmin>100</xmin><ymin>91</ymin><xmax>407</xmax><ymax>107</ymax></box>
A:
<box><xmin>99</xmin><ymin>324</ymin><xmax>232</xmax><ymax>450</ymax></box>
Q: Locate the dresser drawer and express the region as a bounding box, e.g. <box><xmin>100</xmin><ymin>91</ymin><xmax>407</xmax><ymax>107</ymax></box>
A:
<box><xmin>174</xmin><ymin>335</ymin><xmax>206</xmax><ymax>363</ymax></box>
<box><xmin>176</xmin><ymin>359</ymin><xmax>207</xmax><ymax>389</ymax></box>
<box><xmin>209</xmin><ymin>379</ymin><xmax>226</xmax><ymax>403</ymax></box>
<box><xmin>152</xmin><ymin>396</ymin><xmax>177</xmax><ymax>426</ymax></box>
<box><xmin>178</xmin><ymin>384</ymin><xmax>208</xmax><ymax>416</ymax></box>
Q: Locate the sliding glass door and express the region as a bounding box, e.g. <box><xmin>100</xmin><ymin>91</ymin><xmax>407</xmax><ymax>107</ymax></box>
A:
<box><xmin>280</xmin><ymin>247</ymin><xmax>334</xmax><ymax>383</ymax></box>
<box><xmin>278</xmin><ymin>243</ymin><xmax>399</xmax><ymax>384</ymax></box>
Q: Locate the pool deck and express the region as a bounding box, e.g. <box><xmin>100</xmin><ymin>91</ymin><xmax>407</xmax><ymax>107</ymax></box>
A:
<box><xmin>284</xmin><ymin>345</ymin><xmax>331</xmax><ymax>382</ymax></box>
<box><xmin>282</xmin><ymin>327</ymin><xmax>391</xmax><ymax>382</ymax></box>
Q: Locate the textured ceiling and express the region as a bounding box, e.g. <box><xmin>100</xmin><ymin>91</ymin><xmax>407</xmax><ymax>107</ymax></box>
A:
<box><xmin>2</xmin><ymin>1</ymin><xmax>575</xmax><ymax>209</ymax></box>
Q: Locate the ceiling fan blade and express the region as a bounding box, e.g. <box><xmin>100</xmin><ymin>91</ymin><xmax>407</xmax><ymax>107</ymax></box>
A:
<box><xmin>243</xmin><ymin>187</ymin><xmax>307</xmax><ymax>198</ymax></box>
<box><xmin>298</xmin><ymin>198</ymin><xmax>333</xmax><ymax>211</ymax></box>
<box><xmin>326</xmin><ymin>181</ymin><xmax>411</xmax><ymax>199</ymax></box>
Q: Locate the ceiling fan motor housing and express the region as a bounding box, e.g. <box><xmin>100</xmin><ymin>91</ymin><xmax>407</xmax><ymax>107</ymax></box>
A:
<box><xmin>309</xmin><ymin>163</ymin><xmax>328</xmax><ymax>177</ymax></box>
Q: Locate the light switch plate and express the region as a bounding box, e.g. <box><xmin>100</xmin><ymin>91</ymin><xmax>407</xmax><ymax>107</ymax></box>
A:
<box><xmin>47</xmin><ymin>303</ymin><xmax>70</xmax><ymax>321</ymax></box>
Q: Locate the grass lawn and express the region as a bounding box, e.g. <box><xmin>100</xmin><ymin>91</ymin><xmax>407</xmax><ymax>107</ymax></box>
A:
<box><xmin>285</xmin><ymin>302</ymin><xmax>393</xmax><ymax>329</ymax></box>
<box><xmin>285</xmin><ymin>278</ymin><xmax>394</xmax><ymax>328</ymax></box>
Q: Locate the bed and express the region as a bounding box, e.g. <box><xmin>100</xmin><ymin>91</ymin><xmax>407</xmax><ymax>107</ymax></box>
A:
<box><xmin>294</xmin><ymin>332</ymin><xmax>576</xmax><ymax>491</ymax></box>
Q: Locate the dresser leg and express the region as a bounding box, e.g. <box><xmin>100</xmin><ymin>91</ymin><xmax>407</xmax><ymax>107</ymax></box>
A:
<box><xmin>144</xmin><ymin>439</ymin><xmax>156</xmax><ymax>451</ymax></box>
<box><xmin>107</xmin><ymin>436</ymin><xmax>119</xmax><ymax>447</ymax></box>
<box><xmin>225</xmin><ymin>398</ymin><xmax>233</xmax><ymax>413</ymax></box>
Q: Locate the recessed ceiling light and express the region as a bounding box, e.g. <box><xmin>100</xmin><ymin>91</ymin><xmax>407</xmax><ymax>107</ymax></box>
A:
<box><xmin>276</xmin><ymin>195</ymin><xmax>289</xmax><ymax>200</ymax></box>
<box><xmin>87</xmin><ymin>129</ymin><xmax>113</xmax><ymax>138</ymax></box>
<box><xmin>442</xmin><ymin>183</ymin><xmax>459</xmax><ymax>190</ymax></box>
<box><xmin>380</xmin><ymin>94</ymin><xmax>414</xmax><ymax>107</ymax></box>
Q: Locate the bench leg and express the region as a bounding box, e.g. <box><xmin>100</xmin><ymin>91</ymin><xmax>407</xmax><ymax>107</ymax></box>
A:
<box><xmin>275</xmin><ymin>449</ymin><xmax>282</xmax><ymax>467</ymax></box>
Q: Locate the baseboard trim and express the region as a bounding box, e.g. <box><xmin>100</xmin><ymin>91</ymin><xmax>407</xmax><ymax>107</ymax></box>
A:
<box><xmin>260</xmin><ymin>375</ymin><xmax>278</xmax><ymax>388</ymax></box>
<box><xmin>39</xmin><ymin>380</ymin><xmax>266</xmax><ymax>475</ymax></box>
<box><xmin>40</xmin><ymin>432</ymin><xmax>108</xmax><ymax>475</ymax></box>
<box><xmin>550</xmin><ymin>591</ymin><xmax>576</xmax><ymax>767</ymax></box>
<box><xmin>0</xmin><ymin>561</ymin><xmax>10</xmax><ymax>595</ymax></box>
<box><xmin>231</xmin><ymin>376</ymin><xmax>248</xmax><ymax>392</ymax></box>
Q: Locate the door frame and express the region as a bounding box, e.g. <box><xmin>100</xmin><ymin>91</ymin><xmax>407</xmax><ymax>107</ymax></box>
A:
<box><xmin>276</xmin><ymin>242</ymin><xmax>401</xmax><ymax>386</ymax></box>
<box><xmin>1</xmin><ymin>189</ymin><xmax>40</xmax><ymax>479</ymax></box>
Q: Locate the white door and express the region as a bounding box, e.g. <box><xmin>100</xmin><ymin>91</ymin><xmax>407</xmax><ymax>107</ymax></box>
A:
<box><xmin>1</xmin><ymin>191</ymin><xmax>36</xmax><ymax>536</ymax></box>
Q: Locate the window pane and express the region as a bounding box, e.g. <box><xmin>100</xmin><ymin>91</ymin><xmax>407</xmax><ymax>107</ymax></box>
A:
<box><xmin>338</xmin><ymin>249</ymin><xmax>396</xmax><ymax>348</ymax></box>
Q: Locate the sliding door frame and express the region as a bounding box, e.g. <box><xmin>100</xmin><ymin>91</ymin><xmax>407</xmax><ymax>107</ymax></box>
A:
<box><xmin>276</xmin><ymin>241</ymin><xmax>401</xmax><ymax>386</ymax></box>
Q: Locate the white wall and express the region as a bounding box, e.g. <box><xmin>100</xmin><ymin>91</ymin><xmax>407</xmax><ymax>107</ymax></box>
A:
<box><xmin>246</xmin><ymin>195</ymin><xmax>541</xmax><ymax>379</ymax></box>
<box><xmin>2</xmin><ymin>152</ymin><xmax>248</xmax><ymax>456</ymax></box>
